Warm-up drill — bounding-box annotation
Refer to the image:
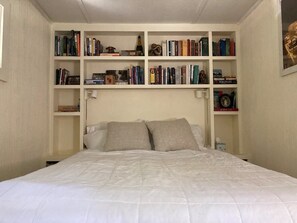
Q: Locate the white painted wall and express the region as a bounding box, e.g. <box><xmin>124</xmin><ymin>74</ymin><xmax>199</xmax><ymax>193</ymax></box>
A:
<box><xmin>240</xmin><ymin>0</ymin><xmax>297</xmax><ymax>177</ymax></box>
<box><xmin>0</xmin><ymin>0</ymin><xmax>50</xmax><ymax>180</ymax></box>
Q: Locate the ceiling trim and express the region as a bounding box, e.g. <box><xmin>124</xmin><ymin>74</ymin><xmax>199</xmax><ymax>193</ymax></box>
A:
<box><xmin>193</xmin><ymin>0</ymin><xmax>209</xmax><ymax>23</ymax></box>
<box><xmin>29</xmin><ymin>0</ymin><xmax>52</xmax><ymax>23</ymax></box>
<box><xmin>238</xmin><ymin>0</ymin><xmax>263</xmax><ymax>24</ymax></box>
<box><xmin>76</xmin><ymin>0</ymin><xmax>91</xmax><ymax>23</ymax></box>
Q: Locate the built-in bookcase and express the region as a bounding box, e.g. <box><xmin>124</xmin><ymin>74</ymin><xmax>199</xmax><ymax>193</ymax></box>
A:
<box><xmin>50</xmin><ymin>24</ymin><xmax>241</xmax><ymax>158</ymax></box>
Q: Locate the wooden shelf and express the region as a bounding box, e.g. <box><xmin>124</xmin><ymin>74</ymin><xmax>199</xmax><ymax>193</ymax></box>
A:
<box><xmin>84</xmin><ymin>84</ymin><xmax>210</xmax><ymax>89</ymax></box>
<box><xmin>54</xmin><ymin>112</ymin><xmax>80</xmax><ymax>116</ymax></box>
<box><xmin>51</xmin><ymin>25</ymin><xmax>240</xmax><ymax>156</ymax></box>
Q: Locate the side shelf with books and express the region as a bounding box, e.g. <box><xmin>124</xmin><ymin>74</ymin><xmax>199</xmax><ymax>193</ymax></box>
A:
<box><xmin>49</xmin><ymin>24</ymin><xmax>241</xmax><ymax>158</ymax></box>
<box><xmin>50</xmin><ymin>30</ymin><xmax>83</xmax><ymax>158</ymax></box>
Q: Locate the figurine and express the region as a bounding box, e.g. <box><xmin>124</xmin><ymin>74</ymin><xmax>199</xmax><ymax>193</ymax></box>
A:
<box><xmin>199</xmin><ymin>70</ymin><xmax>208</xmax><ymax>84</ymax></box>
<box><xmin>106</xmin><ymin>46</ymin><xmax>116</xmax><ymax>53</ymax></box>
<box><xmin>149</xmin><ymin>44</ymin><xmax>162</xmax><ymax>56</ymax></box>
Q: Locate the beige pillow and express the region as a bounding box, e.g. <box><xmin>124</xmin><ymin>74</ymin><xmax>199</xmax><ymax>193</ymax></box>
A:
<box><xmin>104</xmin><ymin>121</ymin><xmax>151</xmax><ymax>151</ymax></box>
<box><xmin>146</xmin><ymin>118</ymin><xmax>200</xmax><ymax>151</ymax></box>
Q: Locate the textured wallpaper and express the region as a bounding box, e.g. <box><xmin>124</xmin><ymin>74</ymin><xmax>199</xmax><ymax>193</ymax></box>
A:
<box><xmin>240</xmin><ymin>0</ymin><xmax>297</xmax><ymax>177</ymax></box>
<box><xmin>0</xmin><ymin>0</ymin><xmax>50</xmax><ymax>180</ymax></box>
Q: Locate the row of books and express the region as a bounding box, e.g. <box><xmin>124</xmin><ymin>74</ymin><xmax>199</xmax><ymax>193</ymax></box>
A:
<box><xmin>55</xmin><ymin>31</ymin><xmax>80</xmax><ymax>56</ymax></box>
<box><xmin>149</xmin><ymin>65</ymin><xmax>205</xmax><ymax>85</ymax></box>
<box><xmin>213</xmin><ymin>38</ymin><xmax>236</xmax><ymax>56</ymax></box>
<box><xmin>84</xmin><ymin>37</ymin><xmax>103</xmax><ymax>56</ymax></box>
<box><xmin>160</xmin><ymin>37</ymin><xmax>209</xmax><ymax>57</ymax></box>
<box><xmin>84</xmin><ymin>66</ymin><xmax>145</xmax><ymax>85</ymax></box>
<box><xmin>56</xmin><ymin>68</ymin><xmax>70</xmax><ymax>85</ymax></box>
<box><xmin>128</xmin><ymin>66</ymin><xmax>145</xmax><ymax>85</ymax></box>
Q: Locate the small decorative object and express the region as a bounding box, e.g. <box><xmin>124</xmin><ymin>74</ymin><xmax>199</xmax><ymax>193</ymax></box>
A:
<box><xmin>116</xmin><ymin>70</ymin><xmax>128</xmax><ymax>82</ymax></box>
<box><xmin>219</xmin><ymin>94</ymin><xmax>232</xmax><ymax>108</ymax></box>
<box><xmin>199</xmin><ymin>70</ymin><xmax>208</xmax><ymax>84</ymax></box>
<box><xmin>105</xmin><ymin>75</ymin><xmax>115</xmax><ymax>85</ymax></box>
<box><xmin>136</xmin><ymin>35</ymin><xmax>144</xmax><ymax>56</ymax></box>
<box><xmin>215</xmin><ymin>137</ymin><xmax>226</xmax><ymax>152</ymax></box>
<box><xmin>149</xmin><ymin>43</ymin><xmax>162</xmax><ymax>56</ymax></box>
<box><xmin>106</xmin><ymin>46</ymin><xmax>116</xmax><ymax>53</ymax></box>
<box><xmin>66</xmin><ymin>75</ymin><xmax>80</xmax><ymax>85</ymax></box>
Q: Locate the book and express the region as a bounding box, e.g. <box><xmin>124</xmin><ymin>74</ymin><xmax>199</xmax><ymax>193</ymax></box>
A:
<box><xmin>199</xmin><ymin>37</ymin><xmax>209</xmax><ymax>56</ymax></box>
<box><xmin>162</xmin><ymin>42</ymin><xmax>167</xmax><ymax>56</ymax></box>
<box><xmin>193</xmin><ymin>65</ymin><xmax>199</xmax><ymax>84</ymax></box>
<box><xmin>225</xmin><ymin>38</ymin><xmax>230</xmax><ymax>56</ymax></box>
<box><xmin>219</xmin><ymin>39</ymin><xmax>226</xmax><ymax>56</ymax></box>
<box><xmin>230</xmin><ymin>39</ymin><xmax>236</xmax><ymax>56</ymax></box>
<box><xmin>182</xmin><ymin>40</ymin><xmax>187</xmax><ymax>56</ymax></box>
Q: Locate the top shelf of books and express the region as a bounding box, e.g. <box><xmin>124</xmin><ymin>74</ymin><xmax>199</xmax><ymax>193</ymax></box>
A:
<box><xmin>54</xmin><ymin>30</ymin><xmax>236</xmax><ymax>58</ymax></box>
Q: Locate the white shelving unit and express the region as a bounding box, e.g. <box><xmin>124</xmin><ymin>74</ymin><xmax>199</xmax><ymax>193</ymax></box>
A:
<box><xmin>49</xmin><ymin>24</ymin><xmax>241</xmax><ymax>158</ymax></box>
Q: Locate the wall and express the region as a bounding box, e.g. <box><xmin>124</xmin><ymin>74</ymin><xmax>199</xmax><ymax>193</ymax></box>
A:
<box><xmin>0</xmin><ymin>0</ymin><xmax>50</xmax><ymax>180</ymax></box>
<box><xmin>240</xmin><ymin>0</ymin><xmax>297</xmax><ymax>177</ymax></box>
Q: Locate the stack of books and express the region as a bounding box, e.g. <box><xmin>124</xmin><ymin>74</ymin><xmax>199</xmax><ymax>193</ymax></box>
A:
<box><xmin>213</xmin><ymin>69</ymin><xmax>237</xmax><ymax>84</ymax></box>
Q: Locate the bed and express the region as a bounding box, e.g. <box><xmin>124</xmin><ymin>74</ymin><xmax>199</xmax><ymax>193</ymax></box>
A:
<box><xmin>1</xmin><ymin>119</ymin><xmax>297</xmax><ymax>223</ymax></box>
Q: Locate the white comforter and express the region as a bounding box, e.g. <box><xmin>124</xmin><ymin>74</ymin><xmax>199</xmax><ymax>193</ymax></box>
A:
<box><xmin>1</xmin><ymin>149</ymin><xmax>297</xmax><ymax>223</ymax></box>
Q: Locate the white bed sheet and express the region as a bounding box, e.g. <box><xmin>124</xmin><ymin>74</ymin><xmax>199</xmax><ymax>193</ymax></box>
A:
<box><xmin>1</xmin><ymin>149</ymin><xmax>297</xmax><ymax>223</ymax></box>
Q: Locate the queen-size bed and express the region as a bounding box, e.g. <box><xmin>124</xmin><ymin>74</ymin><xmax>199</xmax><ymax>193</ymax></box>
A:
<box><xmin>1</xmin><ymin>118</ymin><xmax>297</xmax><ymax>223</ymax></box>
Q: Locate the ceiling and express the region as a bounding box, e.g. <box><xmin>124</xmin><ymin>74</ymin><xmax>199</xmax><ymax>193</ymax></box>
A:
<box><xmin>32</xmin><ymin>0</ymin><xmax>263</xmax><ymax>24</ymax></box>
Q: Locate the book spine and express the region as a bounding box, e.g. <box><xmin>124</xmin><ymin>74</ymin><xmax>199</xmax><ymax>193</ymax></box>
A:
<box><xmin>225</xmin><ymin>38</ymin><xmax>230</xmax><ymax>56</ymax></box>
<box><xmin>187</xmin><ymin>39</ymin><xmax>190</xmax><ymax>56</ymax></box>
<box><xmin>199</xmin><ymin>37</ymin><xmax>209</xmax><ymax>56</ymax></box>
<box><xmin>162</xmin><ymin>42</ymin><xmax>166</xmax><ymax>56</ymax></box>
<box><xmin>182</xmin><ymin>40</ymin><xmax>187</xmax><ymax>56</ymax></box>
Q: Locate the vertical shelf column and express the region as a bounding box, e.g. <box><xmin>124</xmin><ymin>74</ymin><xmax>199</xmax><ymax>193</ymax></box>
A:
<box><xmin>144</xmin><ymin>31</ymin><xmax>149</xmax><ymax>85</ymax></box>
<box><xmin>80</xmin><ymin>29</ymin><xmax>85</xmax><ymax>151</ymax></box>
<box><xmin>208</xmin><ymin>31</ymin><xmax>215</xmax><ymax>148</ymax></box>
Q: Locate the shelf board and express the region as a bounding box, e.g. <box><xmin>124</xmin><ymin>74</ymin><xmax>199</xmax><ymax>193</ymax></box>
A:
<box><xmin>53</xmin><ymin>85</ymin><xmax>81</xmax><ymax>89</ymax></box>
<box><xmin>148</xmin><ymin>56</ymin><xmax>209</xmax><ymax>61</ymax></box>
<box><xmin>54</xmin><ymin>56</ymin><xmax>81</xmax><ymax>61</ymax></box>
<box><xmin>54</xmin><ymin>112</ymin><xmax>80</xmax><ymax>116</ymax></box>
<box><xmin>214</xmin><ymin>111</ymin><xmax>239</xmax><ymax>116</ymax></box>
<box><xmin>212</xmin><ymin>56</ymin><xmax>236</xmax><ymax>61</ymax></box>
<box><xmin>83</xmin><ymin>56</ymin><xmax>145</xmax><ymax>61</ymax></box>
<box><xmin>84</xmin><ymin>84</ymin><xmax>210</xmax><ymax>89</ymax></box>
<box><xmin>213</xmin><ymin>84</ymin><xmax>238</xmax><ymax>89</ymax></box>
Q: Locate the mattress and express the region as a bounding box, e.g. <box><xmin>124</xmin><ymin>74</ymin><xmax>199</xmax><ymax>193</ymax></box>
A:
<box><xmin>1</xmin><ymin>149</ymin><xmax>297</xmax><ymax>223</ymax></box>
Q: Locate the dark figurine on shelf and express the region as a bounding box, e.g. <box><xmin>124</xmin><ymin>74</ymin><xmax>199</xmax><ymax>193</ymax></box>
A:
<box><xmin>106</xmin><ymin>46</ymin><xmax>116</xmax><ymax>53</ymax></box>
<box><xmin>136</xmin><ymin>35</ymin><xmax>144</xmax><ymax>56</ymax></box>
<box><xmin>149</xmin><ymin>43</ymin><xmax>162</xmax><ymax>56</ymax></box>
<box><xmin>199</xmin><ymin>70</ymin><xmax>208</xmax><ymax>84</ymax></box>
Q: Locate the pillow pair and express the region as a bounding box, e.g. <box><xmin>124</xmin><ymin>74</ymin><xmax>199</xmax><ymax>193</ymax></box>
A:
<box><xmin>104</xmin><ymin>118</ymin><xmax>200</xmax><ymax>152</ymax></box>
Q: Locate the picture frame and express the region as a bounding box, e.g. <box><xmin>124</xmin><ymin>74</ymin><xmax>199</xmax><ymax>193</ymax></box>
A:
<box><xmin>92</xmin><ymin>73</ymin><xmax>105</xmax><ymax>80</ymax></box>
<box><xmin>66</xmin><ymin>75</ymin><xmax>80</xmax><ymax>85</ymax></box>
<box><xmin>279</xmin><ymin>0</ymin><xmax>297</xmax><ymax>76</ymax></box>
<box><xmin>0</xmin><ymin>0</ymin><xmax>11</xmax><ymax>82</ymax></box>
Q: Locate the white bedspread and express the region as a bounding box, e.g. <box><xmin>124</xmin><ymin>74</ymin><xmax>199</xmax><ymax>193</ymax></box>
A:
<box><xmin>1</xmin><ymin>149</ymin><xmax>297</xmax><ymax>223</ymax></box>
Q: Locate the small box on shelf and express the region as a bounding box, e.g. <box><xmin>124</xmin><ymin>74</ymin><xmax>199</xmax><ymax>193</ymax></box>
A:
<box><xmin>57</xmin><ymin>105</ymin><xmax>79</xmax><ymax>112</ymax></box>
<box><xmin>214</xmin><ymin>89</ymin><xmax>238</xmax><ymax>112</ymax></box>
